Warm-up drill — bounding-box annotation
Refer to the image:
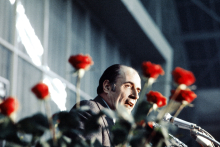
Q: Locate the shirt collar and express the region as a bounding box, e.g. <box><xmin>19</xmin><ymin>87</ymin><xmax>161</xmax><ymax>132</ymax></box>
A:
<box><xmin>101</xmin><ymin>98</ymin><xmax>116</xmax><ymax>124</ymax></box>
<box><xmin>102</xmin><ymin>98</ymin><xmax>111</xmax><ymax>109</ymax></box>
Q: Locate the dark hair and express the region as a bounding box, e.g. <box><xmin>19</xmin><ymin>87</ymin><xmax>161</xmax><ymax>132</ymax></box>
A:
<box><xmin>97</xmin><ymin>64</ymin><xmax>121</xmax><ymax>94</ymax></box>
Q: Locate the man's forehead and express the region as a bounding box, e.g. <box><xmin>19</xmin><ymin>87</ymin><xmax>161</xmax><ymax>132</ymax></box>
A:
<box><xmin>116</xmin><ymin>66</ymin><xmax>141</xmax><ymax>84</ymax></box>
<box><xmin>119</xmin><ymin>66</ymin><xmax>139</xmax><ymax>77</ymax></box>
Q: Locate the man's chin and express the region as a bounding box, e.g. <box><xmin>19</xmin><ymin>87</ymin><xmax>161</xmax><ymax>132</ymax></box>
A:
<box><xmin>127</xmin><ymin>109</ymin><xmax>132</xmax><ymax>114</ymax></box>
<box><xmin>124</xmin><ymin>105</ymin><xmax>133</xmax><ymax>114</ymax></box>
<box><xmin>117</xmin><ymin>103</ymin><xmax>133</xmax><ymax>114</ymax></box>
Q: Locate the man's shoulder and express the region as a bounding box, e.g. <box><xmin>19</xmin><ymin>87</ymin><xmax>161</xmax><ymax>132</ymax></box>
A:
<box><xmin>79</xmin><ymin>99</ymin><xmax>96</xmax><ymax>106</ymax></box>
<box><xmin>70</xmin><ymin>97</ymin><xmax>102</xmax><ymax>114</ymax></box>
<box><xmin>78</xmin><ymin>99</ymin><xmax>98</xmax><ymax>111</ymax></box>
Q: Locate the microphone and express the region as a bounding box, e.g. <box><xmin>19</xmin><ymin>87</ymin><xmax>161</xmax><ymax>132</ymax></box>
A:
<box><xmin>191</xmin><ymin>129</ymin><xmax>214</xmax><ymax>147</ymax></box>
<box><xmin>169</xmin><ymin>134</ymin><xmax>188</xmax><ymax>147</ymax></box>
<box><xmin>163</xmin><ymin>113</ymin><xmax>220</xmax><ymax>147</ymax></box>
<box><xmin>148</xmin><ymin>122</ymin><xmax>188</xmax><ymax>147</ymax></box>
<box><xmin>163</xmin><ymin>113</ymin><xmax>197</xmax><ymax>130</ymax></box>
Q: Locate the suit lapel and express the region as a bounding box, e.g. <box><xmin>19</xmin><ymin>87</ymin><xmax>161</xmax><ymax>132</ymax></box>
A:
<box><xmin>94</xmin><ymin>96</ymin><xmax>114</xmax><ymax>145</ymax></box>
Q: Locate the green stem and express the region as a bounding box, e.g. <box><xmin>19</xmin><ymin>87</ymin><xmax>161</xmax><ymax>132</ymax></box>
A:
<box><xmin>125</xmin><ymin>125</ymin><xmax>135</xmax><ymax>147</ymax></box>
<box><xmin>44</xmin><ymin>100</ymin><xmax>57</xmax><ymax>146</ymax></box>
<box><xmin>133</xmin><ymin>78</ymin><xmax>154</xmax><ymax>121</ymax></box>
<box><xmin>137</xmin><ymin>79</ymin><xmax>153</xmax><ymax>105</ymax></box>
<box><xmin>173</xmin><ymin>103</ymin><xmax>185</xmax><ymax>118</ymax></box>
<box><xmin>30</xmin><ymin>135</ymin><xmax>38</xmax><ymax>146</ymax></box>
<box><xmin>145</xmin><ymin>129</ymin><xmax>156</xmax><ymax>145</ymax></box>
<box><xmin>76</xmin><ymin>74</ymin><xmax>81</xmax><ymax>109</ymax></box>
<box><xmin>147</xmin><ymin>107</ymin><xmax>153</xmax><ymax>116</ymax></box>
<box><xmin>157</xmin><ymin>85</ymin><xmax>182</xmax><ymax>120</ymax></box>
<box><xmin>133</xmin><ymin>79</ymin><xmax>152</xmax><ymax>117</ymax></box>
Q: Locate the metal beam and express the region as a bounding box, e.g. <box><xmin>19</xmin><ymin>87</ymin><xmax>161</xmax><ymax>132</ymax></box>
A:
<box><xmin>189</xmin><ymin>58</ymin><xmax>218</xmax><ymax>66</ymax></box>
<box><xmin>121</xmin><ymin>0</ymin><xmax>173</xmax><ymax>97</ymax></box>
<box><xmin>121</xmin><ymin>0</ymin><xmax>173</xmax><ymax>62</ymax></box>
<box><xmin>181</xmin><ymin>31</ymin><xmax>220</xmax><ymax>41</ymax></box>
<box><xmin>191</xmin><ymin>0</ymin><xmax>220</xmax><ymax>23</ymax></box>
<box><xmin>196</xmin><ymin>53</ymin><xmax>219</xmax><ymax>82</ymax></box>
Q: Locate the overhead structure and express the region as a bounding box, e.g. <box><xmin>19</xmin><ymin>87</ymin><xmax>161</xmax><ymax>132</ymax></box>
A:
<box><xmin>80</xmin><ymin>0</ymin><xmax>173</xmax><ymax>96</ymax></box>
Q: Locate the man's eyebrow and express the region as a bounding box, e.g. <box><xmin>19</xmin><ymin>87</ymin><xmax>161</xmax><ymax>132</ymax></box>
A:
<box><xmin>124</xmin><ymin>81</ymin><xmax>141</xmax><ymax>90</ymax></box>
<box><xmin>123</xmin><ymin>81</ymin><xmax>133</xmax><ymax>85</ymax></box>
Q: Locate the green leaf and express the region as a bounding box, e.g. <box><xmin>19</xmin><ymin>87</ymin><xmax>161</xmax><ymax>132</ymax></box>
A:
<box><xmin>32</xmin><ymin>113</ymin><xmax>50</xmax><ymax>129</ymax></box>
<box><xmin>17</xmin><ymin>113</ymin><xmax>49</xmax><ymax>137</ymax></box>
<box><xmin>101</xmin><ymin>108</ymin><xmax>117</xmax><ymax>121</ymax></box>
<box><xmin>111</xmin><ymin>127</ymin><xmax>128</xmax><ymax>145</ymax></box>
<box><xmin>134</xmin><ymin>101</ymin><xmax>153</xmax><ymax>122</ymax></box>
<box><xmin>69</xmin><ymin>139</ymin><xmax>90</xmax><ymax>147</ymax></box>
<box><xmin>0</xmin><ymin>114</ymin><xmax>27</xmax><ymax>146</ymax></box>
<box><xmin>130</xmin><ymin>135</ymin><xmax>146</xmax><ymax>147</ymax></box>
<box><xmin>84</xmin><ymin>137</ymin><xmax>102</xmax><ymax>147</ymax></box>
<box><xmin>111</xmin><ymin>119</ymin><xmax>132</xmax><ymax>145</ymax></box>
<box><xmin>4</xmin><ymin>141</ymin><xmax>25</xmax><ymax>147</ymax></box>
<box><xmin>55</xmin><ymin>111</ymin><xmax>80</xmax><ymax>133</ymax></box>
<box><xmin>34</xmin><ymin>140</ymin><xmax>50</xmax><ymax>147</ymax></box>
<box><xmin>46</xmin><ymin>135</ymin><xmax>73</xmax><ymax>147</ymax></box>
<box><xmin>106</xmin><ymin>105</ymin><xmax>135</xmax><ymax>145</ymax></box>
<box><xmin>116</xmin><ymin>104</ymin><xmax>134</xmax><ymax>123</ymax></box>
<box><xmin>84</xmin><ymin>112</ymin><xmax>103</xmax><ymax>134</ymax></box>
<box><xmin>89</xmin><ymin>139</ymin><xmax>102</xmax><ymax>147</ymax></box>
<box><xmin>0</xmin><ymin>114</ymin><xmax>17</xmax><ymax>139</ymax></box>
<box><xmin>147</xmin><ymin>127</ymin><xmax>165</xmax><ymax>147</ymax></box>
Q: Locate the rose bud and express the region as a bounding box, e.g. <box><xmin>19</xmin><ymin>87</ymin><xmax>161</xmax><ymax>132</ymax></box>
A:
<box><xmin>172</xmin><ymin>67</ymin><xmax>196</xmax><ymax>86</ymax></box>
<box><xmin>170</xmin><ymin>89</ymin><xmax>197</xmax><ymax>104</ymax></box>
<box><xmin>148</xmin><ymin>121</ymin><xmax>155</xmax><ymax>129</ymax></box>
<box><xmin>31</xmin><ymin>82</ymin><xmax>49</xmax><ymax>100</ymax></box>
<box><xmin>68</xmin><ymin>54</ymin><xmax>94</xmax><ymax>70</ymax></box>
<box><xmin>136</xmin><ymin>120</ymin><xmax>146</xmax><ymax>127</ymax></box>
<box><xmin>0</xmin><ymin>97</ymin><xmax>19</xmax><ymax>116</ymax></box>
<box><xmin>142</xmin><ymin>61</ymin><xmax>164</xmax><ymax>79</ymax></box>
<box><xmin>146</xmin><ymin>91</ymin><xmax>167</xmax><ymax>108</ymax></box>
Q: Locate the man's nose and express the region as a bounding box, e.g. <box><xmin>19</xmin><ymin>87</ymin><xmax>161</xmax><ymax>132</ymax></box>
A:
<box><xmin>131</xmin><ymin>89</ymin><xmax>139</xmax><ymax>99</ymax></box>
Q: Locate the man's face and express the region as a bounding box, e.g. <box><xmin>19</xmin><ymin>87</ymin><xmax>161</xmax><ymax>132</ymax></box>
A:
<box><xmin>107</xmin><ymin>67</ymin><xmax>141</xmax><ymax>113</ymax></box>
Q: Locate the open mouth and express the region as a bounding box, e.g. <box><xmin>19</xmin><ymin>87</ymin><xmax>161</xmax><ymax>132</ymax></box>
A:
<box><xmin>125</xmin><ymin>100</ymin><xmax>134</xmax><ymax>108</ymax></box>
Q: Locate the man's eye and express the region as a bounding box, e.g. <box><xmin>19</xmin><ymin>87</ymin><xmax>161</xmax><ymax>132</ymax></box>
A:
<box><xmin>125</xmin><ymin>85</ymin><xmax>132</xmax><ymax>88</ymax></box>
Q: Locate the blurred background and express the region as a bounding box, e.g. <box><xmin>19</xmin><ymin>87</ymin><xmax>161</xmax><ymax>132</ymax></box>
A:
<box><xmin>0</xmin><ymin>0</ymin><xmax>220</xmax><ymax>146</ymax></box>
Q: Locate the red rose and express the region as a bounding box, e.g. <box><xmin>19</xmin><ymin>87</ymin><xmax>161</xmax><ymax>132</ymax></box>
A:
<box><xmin>142</xmin><ymin>61</ymin><xmax>164</xmax><ymax>79</ymax></box>
<box><xmin>68</xmin><ymin>54</ymin><xmax>94</xmax><ymax>70</ymax></box>
<box><xmin>146</xmin><ymin>91</ymin><xmax>167</xmax><ymax>107</ymax></box>
<box><xmin>170</xmin><ymin>89</ymin><xmax>197</xmax><ymax>103</ymax></box>
<box><xmin>136</xmin><ymin>120</ymin><xmax>146</xmax><ymax>127</ymax></box>
<box><xmin>31</xmin><ymin>82</ymin><xmax>49</xmax><ymax>100</ymax></box>
<box><xmin>148</xmin><ymin>121</ymin><xmax>155</xmax><ymax>129</ymax></box>
<box><xmin>0</xmin><ymin>97</ymin><xmax>19</xmax><ymax>116</ymax></box>
<box><xmin>172</xmin><ymin>67</ymin><xmax>196</xmax><ymax>86</ymax></box>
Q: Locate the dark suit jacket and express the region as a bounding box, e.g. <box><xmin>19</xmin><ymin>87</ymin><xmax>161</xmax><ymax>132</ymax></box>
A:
<box><xmin>70</xmin><ymin>96</ymin><xmax>114</xmax><ymax>147</ymax></box>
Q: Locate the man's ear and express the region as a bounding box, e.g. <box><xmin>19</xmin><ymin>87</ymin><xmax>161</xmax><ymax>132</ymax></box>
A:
<box><xmin>103</xmin><ymin>80</ymin><xmax>111</xmax><ymax>93</ymax></box>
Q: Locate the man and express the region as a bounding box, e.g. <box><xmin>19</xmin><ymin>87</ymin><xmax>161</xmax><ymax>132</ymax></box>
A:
<box><xmin>69</xmin><ymin>64</ymin><xmax>141</xmax><ymax>146</ymax></box>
